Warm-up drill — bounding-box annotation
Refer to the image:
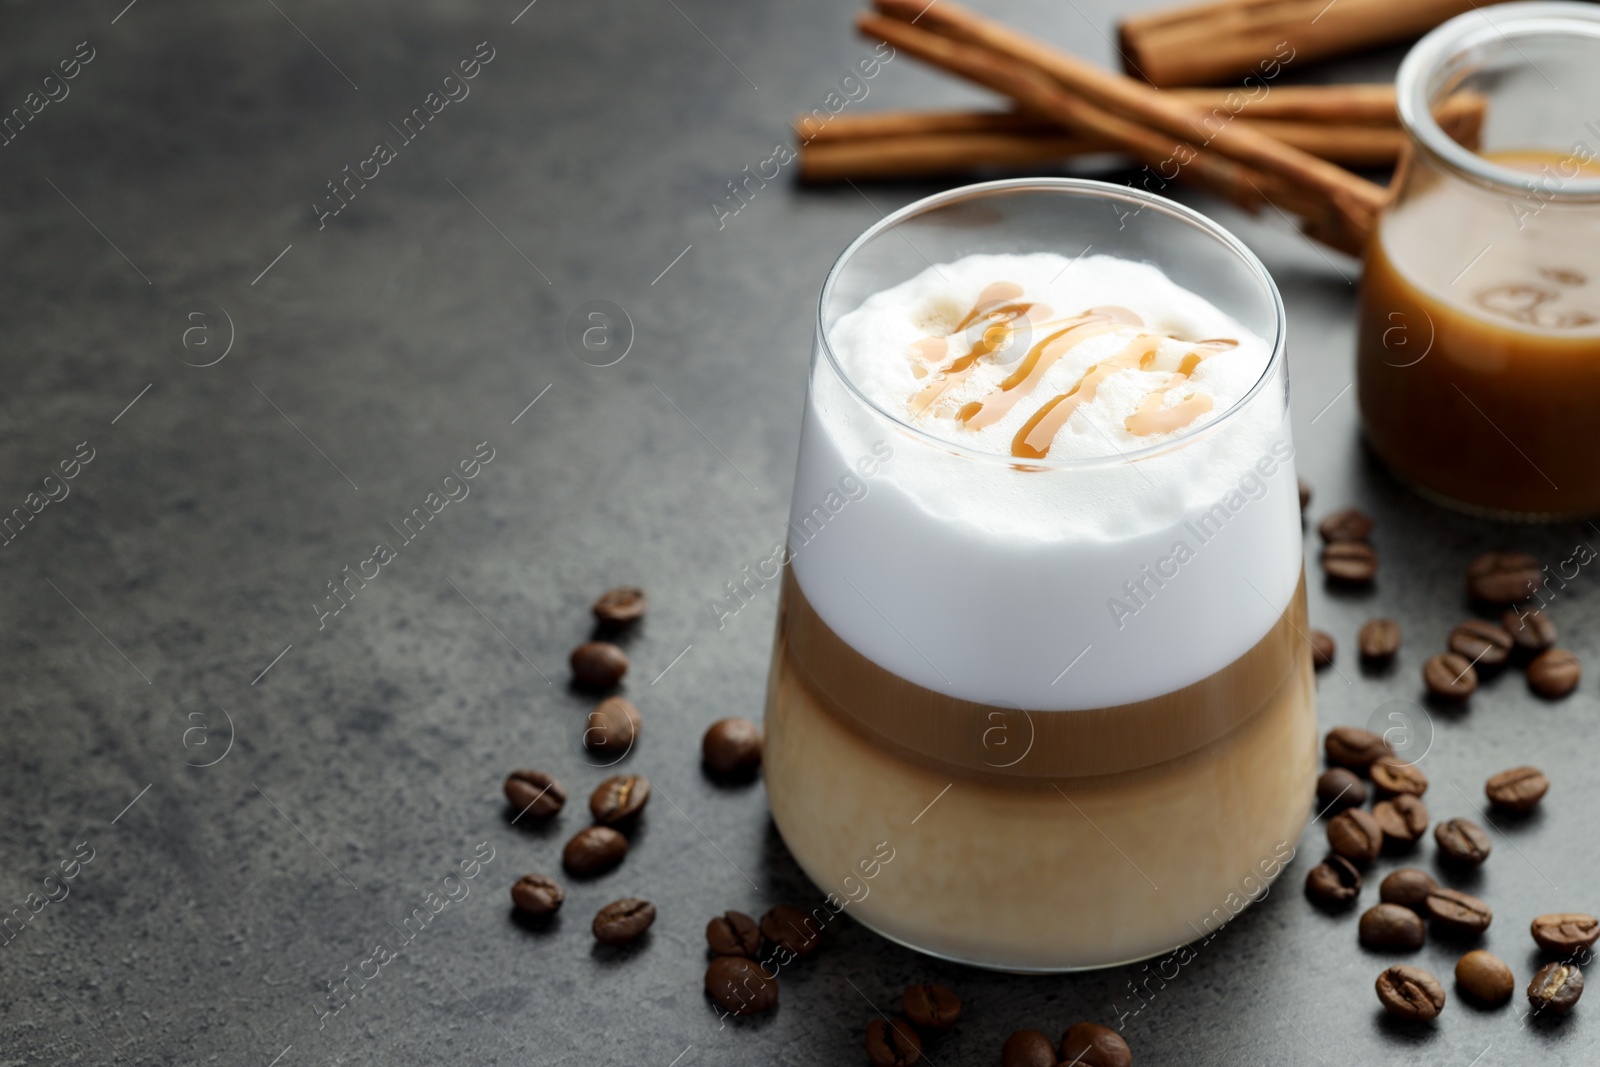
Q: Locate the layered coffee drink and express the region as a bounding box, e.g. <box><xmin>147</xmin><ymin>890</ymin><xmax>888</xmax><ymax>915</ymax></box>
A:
<box><xmin>766</xmin><ymin>182</ymin><xmax>1313</xmax><ymax>972</ymax></box>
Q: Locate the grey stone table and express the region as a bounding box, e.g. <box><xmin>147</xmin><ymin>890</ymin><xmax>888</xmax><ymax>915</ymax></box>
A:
<box><xmin>1</xmin><ymin>1</ymin><xmax>1595</xmax><ymax>1064</ymax></box>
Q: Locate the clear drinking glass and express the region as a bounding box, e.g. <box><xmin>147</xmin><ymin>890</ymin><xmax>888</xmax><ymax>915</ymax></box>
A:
<box><xmin>762</xmin><ymin>179</ymin><xmax>1315</xmax><ymax>972</ymax></box>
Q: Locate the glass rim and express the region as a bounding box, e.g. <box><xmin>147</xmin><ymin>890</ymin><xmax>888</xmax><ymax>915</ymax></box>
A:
<box><xmin>814</xmin><ymin>178</ymin><xmax>1288</xmax><ymax>472</ymax></box>
<box><xmin>1398</xmin><ymin>2</ymin><xmax>1600</xmax><ymax>200</ymax></box>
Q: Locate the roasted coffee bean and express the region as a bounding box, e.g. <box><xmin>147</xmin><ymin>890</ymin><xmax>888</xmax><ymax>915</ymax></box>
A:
<box><xmin>1374</xmin><ymin>795</ymin><xmax>1430</xmax><ymax>847</ymax></box>
<box><xmin>1376</xmin><ymin>964</ymin><xmax>1446</xmax><ymax>1021</ymax></box>
<box><xmin>1000</xmin><ymin>1030</ymin><xmax>1058</xmax><ymax>1067</ymax></box>
<box><xmin>1427</xmin><ymin>887</ymin><xmax>1493</xmax><ymax>935</ymax></box>
<box><xmin>1528</xmin><ymin>648</ymin><xmax>1581</xmax><ymax>699</ymax></box>
<box><xmin>705</xmin><ymin>910</ymin><xmax>761</xmax><ymax>958</ymax></box>
<box><xmin>584</xmin><ymin>696</ymin><xmax>641</xmax><ymax>754</ymax></box>
<box><xmin>1309</xmin><ymin>630</ymin><xmax>1336</xmax><ymax>669</ymax></box>
<box><xmin>702</xmin><ymin>717</ymin><xmax>763</xmax><ymax>778</ymax></box>
<box><xmin>562</xmin><ymin>825</ymin><xmax>628</xmax><ymax>877</ymax></box>
<box><xmin>592</xmin><ymin>586</ymin><xmax>647</xmax><ymax>625</ymax></box>
<box><xmin>1298</xmin><ymin>479</ymin><xmax>1311</xmax><ymax>512</ymax></box>
<box><xmin>1528</xmin><ymin>961</ymin><xmax>1584</xmax><ymax>1014</ymax></box>
<box><xmin>1503</xmin><ymin>606</ymin><xmax>1557</xmax><ymax>651</ymax></box>
<box><xmin>1467</xmin><ymin>552</ymin><xmax>1542</xmax><ymax>604</ymax></box>
<box><xmin>1360</xmin><ymin>903</ymin><xmax>1427</xmax><ymax>950</ymax></box>
<box><xmin>1059</xmin><ymin>1022</ymin><xmax>1132</xmax><ymax>1067</ymax></box>
<box><xmin>1324</xmin><ymin>726</ymin><xmax>1392</xmax><ymax>770</ymax></box>
<box><xmin>1327</xmin><ymin>808</ymin><xmax>1384</xmax><ymax>866</ymax></box>
<box><xmin>1448</xmin><ymin>620</ymin><xmax>1514</xmax><ymax>670</ymax></box>
<box><xmin>865</xmin><ymin>1019</ymin><xmax>922</xmax><ymax>1067</ymax></box>
<box><xmin>503</xmin><ymin>769</ymin><xmax>566</xmax><ymax>819</ymax></box>
<box><xmin>1323</xmin><ymin>540</ymin><xmax>1378</xmax><ymax>584</ymax></box>
<box><xmin>1319</xmin><ymin>506</ymin><xmax>1373</xmax><ymax>543</ymax></box>
<box><xmin>1359</xmin><ymin>618</ymin><xmax>1402</xmax><ymax>662</ymax></box>
<box><xmin>1371</xmin><ymin>757</ymin><xmax>1428</xmax><ymax>798</ymax></box>
<box><xmin>902</xmin><ymin>983</ymin><xmax>960</xmax><ymax>1031</ymax></box>
<box><xmin>1435</xmin><ymin>818</ymin><xmax>1492</xmax><ymax>866</ymax></box>
<box><xmin>593</xmin><ymin>897</ymin><xmax>655</xmax><ymax>946</ymax></box>
<box><xmin>510</xmin><ymin>873</ymin><xmax>565</xmax><ymax>917</ymax></box>
<box><xmin>590</xmin><ymin>774</ymin><xmax>650</xmax><ymax>825</ymax></box>
<box><xmin>705</xmin><ymin>955</ymin><xmax>778</xmax><ymax>1015</ymax></box>
<box><xmin>1305</xmin><ymin>855</ymin><xmax>1363</xmax><ymax>907</ymax></box>
<box><xmin>760</xmin><ymin>904</ymin><xmax>821</xmax><ymax>958</ymax></box>
<box><xmin>1455</xmin><ymin>950</ymin><xmax>1515</xmax><ymax>1005</ymax></box>
<box><xmin>1531</xmin><ymin>913</ymin><xmax>1600</xmax><ymax>954</ymax></box>
<box><xmin>1485</xmin><ymin>765</ymin><xmax>1549</xmax><ymax>813</ymax></box>
<box><xmin>1423</xmin><ymin>652</ymin><xmax>1477</xmax><ymax>702</ymax></box>
<box><xmin>1380</xmin><ymin>868</ymin><xmax>1438</xmax><ymax>912</ymax></box>
<box><xmin>570</xmin><ymin>641</ymin><xmax>628</xmax><ymax>689</ymax></box>
<box><xmin>1317</xmin><ymin>767</ymin><xmax>1367</xmax><ymax>811</ymax></box>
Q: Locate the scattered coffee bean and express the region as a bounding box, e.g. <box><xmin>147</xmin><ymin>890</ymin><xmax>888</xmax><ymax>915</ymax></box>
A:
<box><xmin>705</xmin><ymin>955</ymin><xmax>778</xmax><ymax>1015</ymax></box>
<box><xmin>1380</xmin><ymin>868</ymin><xmax>1438</xmax><ymax>912</ymax></box>
<box><xmin>562</xmin><ymin>826</ymin><xmax>628</xmax><ymax>877</ymax></box>
<box><xmin>1319</xmin><ymin>507</ymin><xmax>1373</xmax><ymax>543</ymax></box>
<box><xmin>1324</xmin><ymin>726</ymin><xmax>1392</xmax><ymax>770</ymax></box>
<box><xmin>1423</xmin><ymin>652</ymin><xmax>1477</xmax><ymax>702</ymax></box>
<box><xmin>1374</xmin><ymin>794</ymin><xmax>1430</xmax><ymax>847</ymax></box>
<box><xmin>510</xmin><ymin>873</ymin><xmax>565</xmax><ymax>917</ymax></box>
<box><xmin>1000</xmin><ymin>1030</ymin><xmax>1058</xmax><ymax>1067</ymax></box>
<box><xmin>702</xmin><ymin>717</ymin><xmax>763</xmax><ymax>779</ymax></box>
<box><xmin>1503</xmin><ymin>606</ymin><xmax>1557</xmax><ymax>651</ymax></box>
<box><xmin>1448</xmin><ymin>620</ymin><xmax>1514</xmax><ymax>670</ymax></box>
<box><xmin>1427</xmin><ymin>887</ymin><xmax>1493</xmax><ymax>936</ymax></box>
<box><xmin>1376</xmin><ymin>964</ymin><xmax>1446</xmax><ymax>1021</ymax></box>
<box><xmin>1359</xmin><ymin>618</ymin><xmax>1402</xmax><ymax>662</ymax></box>
<box><xmin>1485</xmin><ymin>766</ymin><xmax>1549</xmax><ymax>813</ymax></box>
<box><xmin>1059</xmin><ymin>1022</ymin><xmax>1132</xmax><ymax>1067</ymax></box>
<box><xmin>1310</xmin><ymin>630</ymin><xmax>1336</xmax><ymax>669</ymax></box>
<box><xmin>1305</xmin><ymin>855</ymin><xmax>1363</xmax><ymax>908</ymax></box>
<box><xmin>570</xmin><ymin>640</ymin><xmax>628</xmax><ymax>688</ymax></box>
<box><xmin>1528</xmin><ymin>648</ymin><xmax>1581</xmax><ymax>699</ymax></box>
<box><xmin>1466</xmin><ymin>552</ymin><xmax>1542</xmax><ymax>604</ymax></box>
<box><xmin>1361</xmin><ymin>903</ymin><xmax>1426</xmax><ymax>950</ymax></box>
<box><xmin>503</xmin><ymin>769</ymin><xmax>566</xmax><ymax>819</ymax></box>
<box><xmin>593</xmin><ymin>897</ymin><xmax>655</xmax><ymax>946</ymax></box>
<box><xmin>1531</xmin><ymin>913</ymin><xmax>1600</xmax><ymax>954</ymax></box>
<box><xmin>1299</xmin><ymin>479</ymin><xmax>1311</xmax><ymax>512</ymax></box>
<box><xmin>1371</xmin><ymin>756</ymin><xmax>1428</xmax><ymax>798</ymax></box>
<box><xmin>1455</xmin><ymin>950</ymin><xmax>1515</xmax><ymax>1006</ymax></box>
<box><xmin>1327</xmin><ymin>808</ymin><xmax>1384</xmax><ymax>866</ymax></box>
<box><xmin>584</xmin><ymin>696</ymin><xmax>641</xmax><ymax>754</ymax></box>
<box><xmin>760</xmin><ymin>904</ymin><xmax>821</xmax><ymax>958</ymax></box>
<box><xmin>1317</xmin><ymin>767</ymin><xmax>1367</xmax><ymax>811</ymax></box>
<box><xmin>902</xmin><ymin>983</ymin><xmax>960</xmax><ymax>1031</ymax></box>
<box><xmin>592</xmin><ymin>586</ymin><xmax>647</xmax><ymax>625</ymax></box>
<box><xmin>865</xmin><ymin>1019</ymin><xmax>922</xmax><ymax>1067</ymax></box>
<box><xmin>706</xmin><ymin>910</ymin><xmax>762</xmax><ymax>958</ymax></box>
<box><xmin>590</xmin><ymin>774</ymin><xmax>650</xmax><ymax>825</ymax></box>
<box><xmin>1528</xmin><ymin>961</ymin><xmax>1584</xmax><ymax>1015</ymax></box>
<box><xmin>1434</xmin><ymin>818</ymin><xmax>1492</xmax><ymax>866</ymax></box>
<box><xmin>1323</xmin><ymin>541</ymin><xmax>1378</xmax><ymax>584</ymax></box>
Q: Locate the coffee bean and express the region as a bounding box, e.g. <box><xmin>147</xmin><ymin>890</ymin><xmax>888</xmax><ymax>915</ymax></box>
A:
<box><xmin>702</xmin><ymin>717</ymin><xmax>763</xmax><ymax>779</ymax></box>
<box><xmin>761</xmin><ymin>904</ymin><xmax>821</xmax><ymax>958</ymax></box>
<box><xmin>592</xmin><ymin>586</ymin><xmax>647</xmax><ymax>625</ymax></box>
<box><xmin>1376</xmin><ymin>964</ymin><xmax>1446</xmax><ymax>1021</ymax></box>
<box><xmin>1379</xmin><ymin>868</ymin><xmax>1438</xmax><ymax>912</ymax></box>
<box><xmin>1434</xmin><ymin>818</ymin><xmax>1492</xmax><ymax>866</ymax></box>
<box><xmin>584</xmin><ymin>696</ymin><xmax>641</xmax><ymax>754</ymax></box>
<box><xmin>589</xmin><ymin>774</ymin><xmax>650</xmax><ymax>825</ymax></box>
<box><xmin>1374</xmin><ymin>795</ymin><xmax>1430</xmax><ymax>847</ymax></box>
<box><xmin>705</xmin><ymin>955</ymin><xmax>778</xmax><ymax>1015</ymax></box>
<box><xmin>865</xmin><ymin>1019</ymin><xmax>922</xmax><ymax>1067</ymax></box>
<box><xmin>902</xmin><ymin>983</ymin><xmax>960</xmax><ymax>1030</ymax></box>
<box><xmin>1327</xmin><ymin>808</ymin><xmax>1384</xmax><ymax>866</ymax></box>
<box><xmin>1323</xmin><ymin>541</ymin><xmax>1378</xmax><ymax>584</ymax></box>
<box><xmin>1309</xmin><ymin>630</ymin><xmax>1335</xmax><ymax>669</ymax></box>
<box><xmin>1324</xmin><ymin>726</ymin><xmax>1392</xmax><ymax>770</ymax></box>
<box><xmin>1427</xmin><ymin>887</ymin><xmax>1493</xmax><ymax>935</ymax></box>
<box><xmin>1455</xmin><ymin>950</ymin><xmax>1515</xmax><ymax>1005</ymax></box>
<box><xmin>593</xmin><ymin>897</ymin><xmax>655</xmax><ymax>946</ymax></box>
<box><xmin>1361</xmin><ymin>903</ymin><xmax>1426</xmax><ymax>950</ymax></box>
<box><xmin>510</xmin><ymin>873</ymin><xmax>565</xmax><ymax>917</ymax></box>
<box><xmin>1059</xmin><ymin>1022</ymin><xmax>1132</xmax><ymax>1067</ymax></box>
<box><xmin>503</xmin><ymin>769</ymin><xmax>566</xmax><ymax>819</ymax></box>
<box><xmin>570</xmin><ymin>641</ymin><xmax>628</xmax><ymax>689</ymax></box>
<box><xmin>562</xmin><ymin>825</ymin><xmax>628</xmax><ymax>877</ymax></box>
<box><xmin>1298</xmin><ymin>479</ymin><xmax>1311</xmax><ymax>512</ymax></box>
<box><xmin>1305</xmin><ymin>855</ymin><xmax>1363</xmax><ymax>908</ymax></box>
<box><xmin>1371</xmin><ymin>757</ymin><xmax>1428</xmax><ymax>798</ymax></box>
<box><xmin>1423</xmin><ymin>652</ymin><xmax>1477</xmax><ymax>701</ymax></box>
<box><xmin>1317</xmin><ymin>767</ymin><xmax>1367</xmax><ymax>811</ymax></box>
<box><xmin>1319</xmin><ymin>506</ymin><xmax>1373</xmax><ymax>543</ymax></box>
<box><xmin>705</xmin><ymin>910</ymin><xmax>761</xmax><ymax>958</ymax></box>
<box><xmin>1485</xmin><ymin>765</ymin><xmax>1549</xmax><ymax>813</ymax></box>
<box><xmin>1359</xmin><ymin>618</ymin><xmax>1402</xmax><ymax>662</ymax></box>
<box><xmin>1528</xmin><ymin>961</ymin><xmax>1584</xmax><ymax>1014</ymax></box>
<box><xmin>1503</xmin><ymin>606</ymin><xmax>1557</xmax><ymax>651</ymax></box>
<box><xmin>1528</xmin><ymin>648</ymin><xmax>1581</xmax><ymax>699</ymax></box>
<box><xmin>1466</xmin><ymin>552</ymin><xmax>1542</xmax><ymax>604</ymax></box>
<box><xmin>1448</xmin><ymin>620</ymin><xmax>1514</xmax><ymax>670</ymax></box>
<box><xmin>1000</xmin><ymin>1030</ymin><xmax>1057</xmax><ymax>1067</ymax></box>
<box><xmin>1531</xmin><ymin>913</ymin><xmax>1600</xmax><ymax>954</ymax></box>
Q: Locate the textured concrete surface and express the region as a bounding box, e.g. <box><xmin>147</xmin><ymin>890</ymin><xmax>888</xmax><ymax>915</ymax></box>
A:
<box><xmin>0</xmin><ymin>1</ymin><xmax>1596</xmax><ymax>1064</ymax></box>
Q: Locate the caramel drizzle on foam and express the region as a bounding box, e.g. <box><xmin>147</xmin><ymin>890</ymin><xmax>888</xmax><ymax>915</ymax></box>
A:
<box><xmin>907</xmin><ymin>281</ymin><xmax>1239</xmax><ymax>460</ymax></box>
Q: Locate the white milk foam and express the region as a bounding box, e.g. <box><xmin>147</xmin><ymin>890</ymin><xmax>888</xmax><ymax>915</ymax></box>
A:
<box><xmin>789</xmin><ymin>252</ymin><xmax>1303</xmax><ymax>709</ymax></box>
